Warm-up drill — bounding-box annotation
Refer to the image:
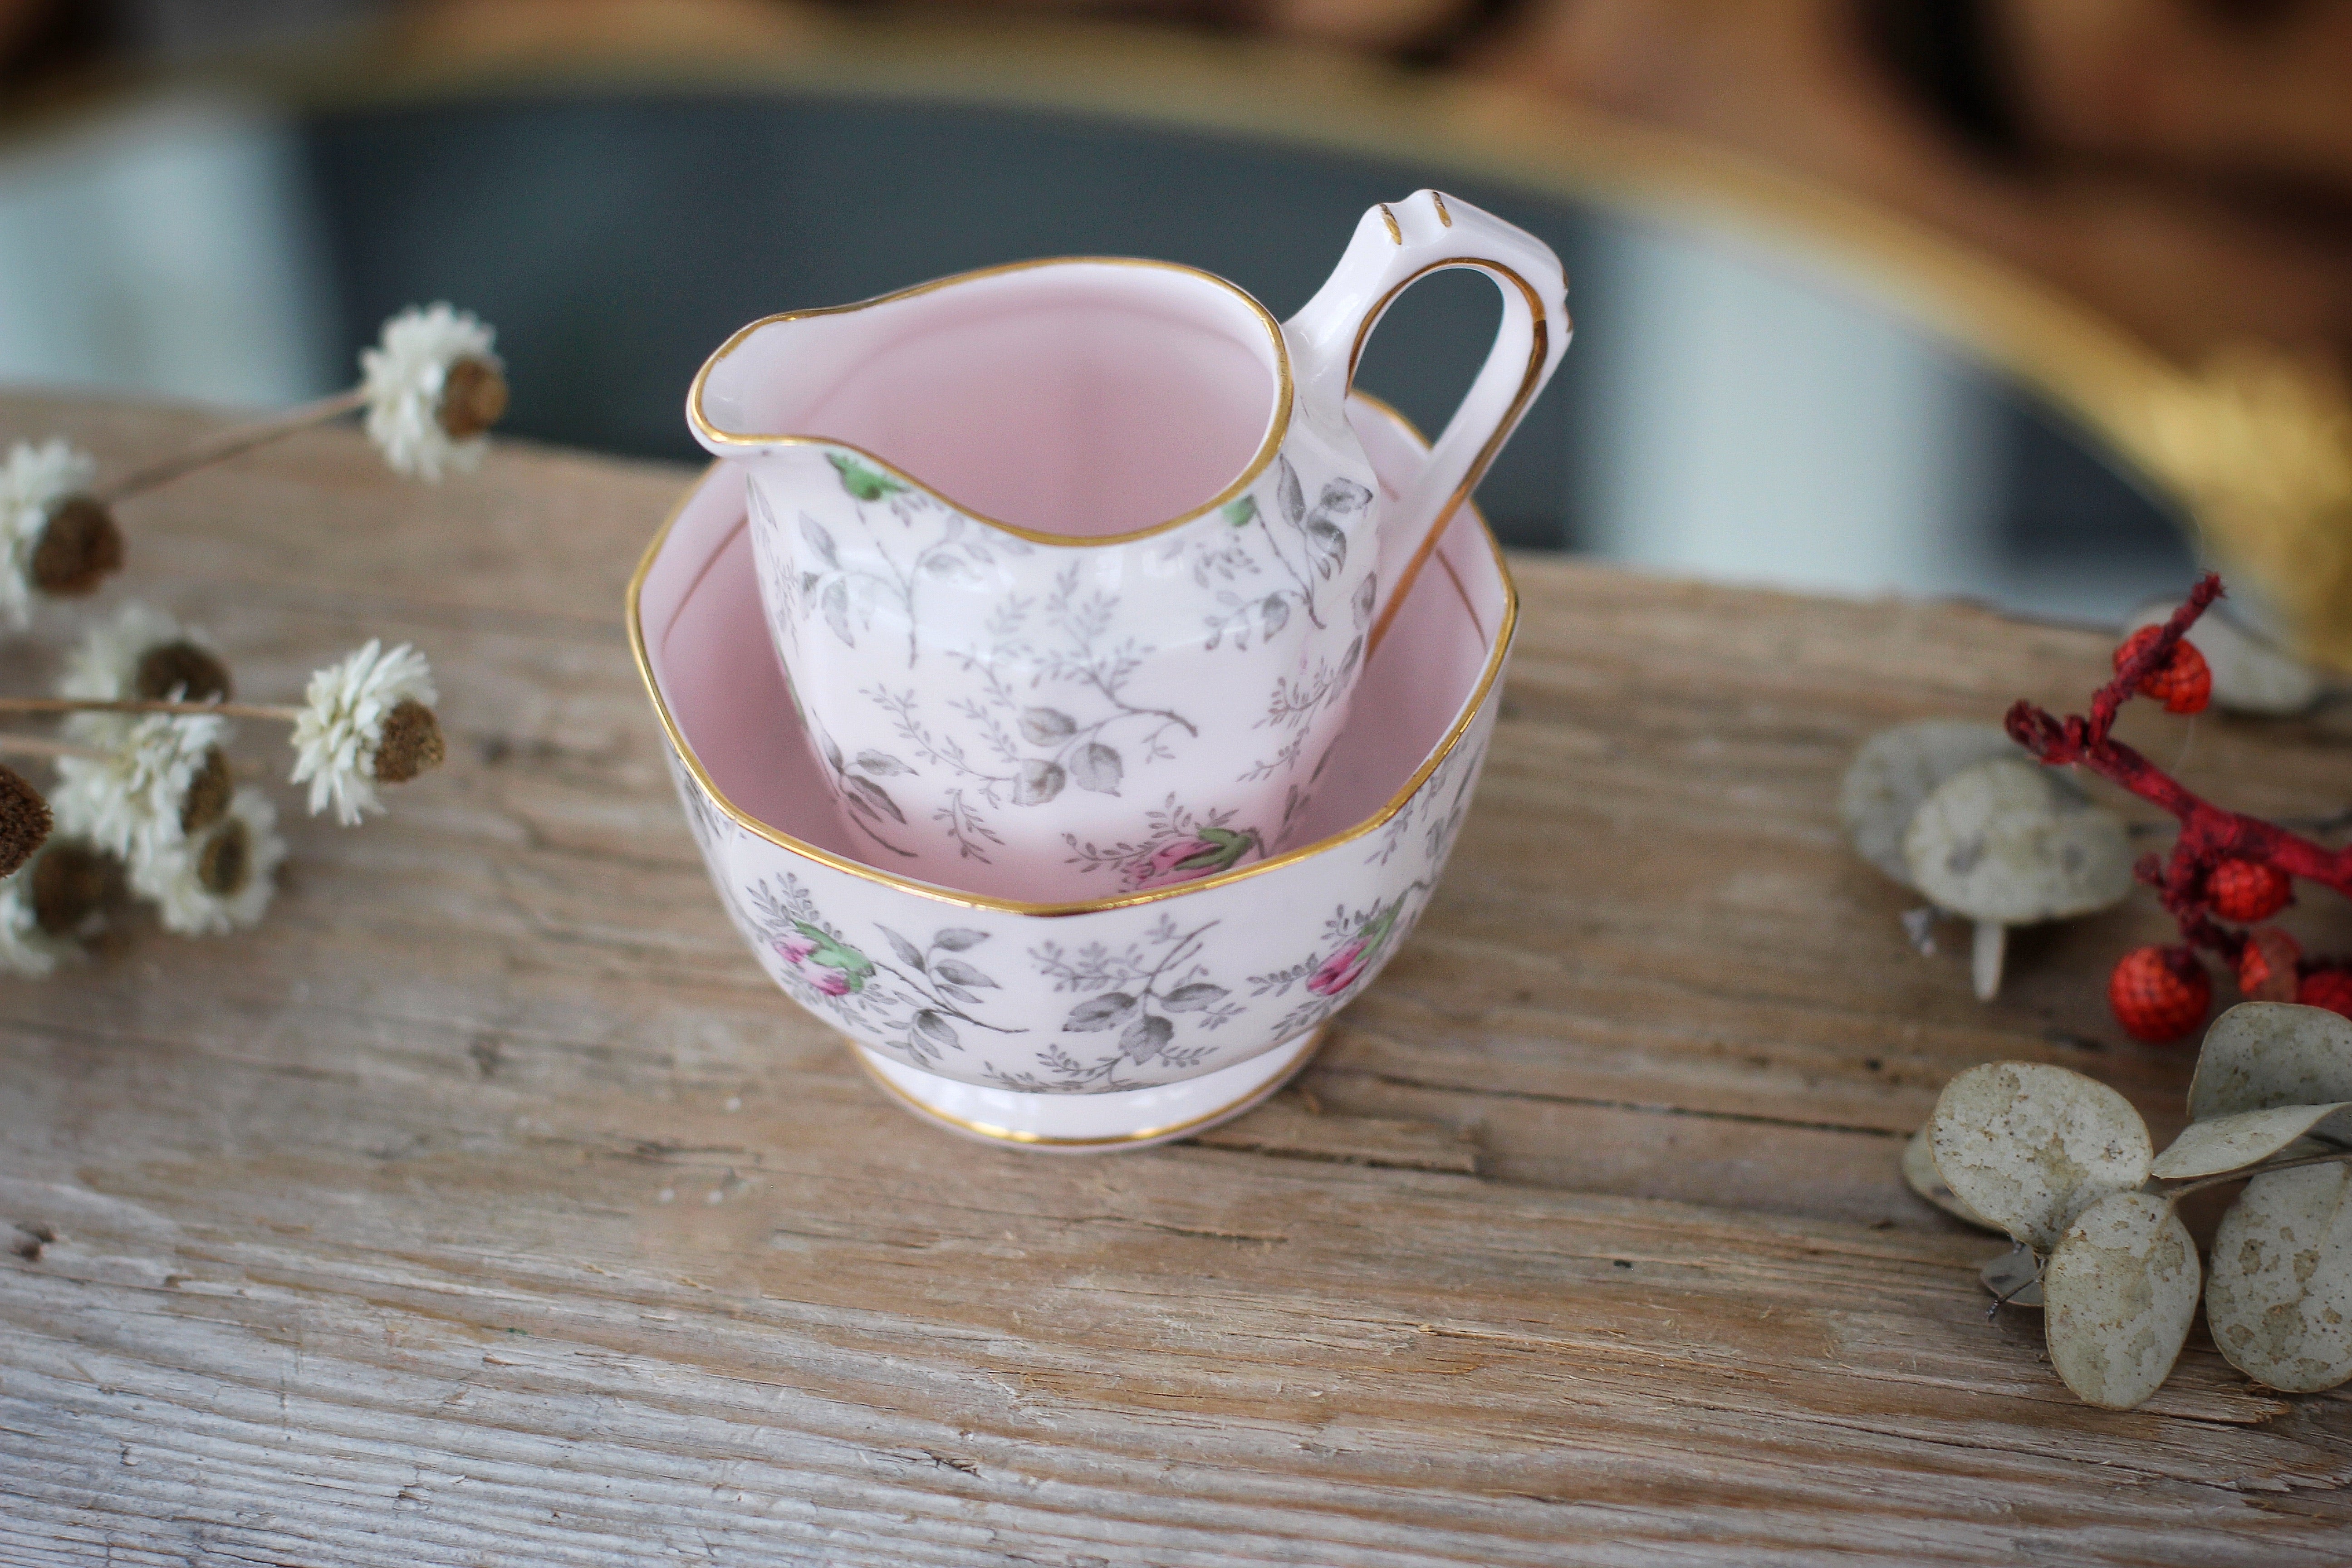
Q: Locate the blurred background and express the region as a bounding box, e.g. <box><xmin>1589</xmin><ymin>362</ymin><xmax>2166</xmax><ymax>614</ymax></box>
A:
<box><xmin>2</xmin><ymin>0</ymin><xmax>2348</xmax><ymax>647</ymax></box>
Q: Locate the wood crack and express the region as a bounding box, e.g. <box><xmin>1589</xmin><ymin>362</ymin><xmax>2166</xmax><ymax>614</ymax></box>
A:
<box><xmin>1338</xmin><ymin>1068</ymin><xmax>1912</xmax><ymax>1139</ymax></box>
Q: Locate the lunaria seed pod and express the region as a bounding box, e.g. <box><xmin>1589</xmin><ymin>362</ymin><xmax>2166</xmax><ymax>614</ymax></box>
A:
<box><xmin>1838</xmin><ymin>720</ymin><xmax>2019</xmax><ymax>887</ymax></box>
<box><xmin>1901</xmin><ymin>758</ymin><xmax>2133</xmax><ymax>1001</ymax></box>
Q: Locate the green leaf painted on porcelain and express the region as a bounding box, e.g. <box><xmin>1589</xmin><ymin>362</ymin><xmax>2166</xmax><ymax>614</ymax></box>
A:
<box><xmin>828</xmin><ymin>451</ymin><xmax>905</xmax><ymax>501</ymax></box>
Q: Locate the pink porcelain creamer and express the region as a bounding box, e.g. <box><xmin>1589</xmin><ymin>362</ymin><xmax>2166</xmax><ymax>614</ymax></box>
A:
<box><xmin>688</xmin><ymin>191</ymin><xmax>1566</xmax><ymax>901</ymax></box>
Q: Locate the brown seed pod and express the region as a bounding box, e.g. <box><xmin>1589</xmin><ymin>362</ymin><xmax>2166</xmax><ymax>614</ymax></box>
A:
<box><xmin>197</xmin><ymin>817</ymin><xmax>250</xmax><ymax>898</ymax></box>
<box><xmin>135</xmin><ymin>639</ymin><xmax>232</xmax><ymax>704</ymax></box>
<box><xmin>28</xmin><ymin>495</ymin><xmax>124</xmax><ymax>597</ymax></box>
<box><xmin>436</xmin><ymin>358</ymin><xmax>509</xmax><ymax>439</ymax></box>
<box><xmin>0</xmin><ymin>763</ymin><xmax>53</xmax><ymax>879</ymax></box>
<box><xmin>372</xmin><ymin>699</ymin><xmax>446</xmax><ymax>784</ymax></box>
<box><xmin>179</xmin><ymin>746</ymin><xmax>233</xmax><ymax>834</ymax></box>
<box><xmin>29</xmin><ymin>843</ymin><xmax>117</xmax><ymax>936</ymax></box>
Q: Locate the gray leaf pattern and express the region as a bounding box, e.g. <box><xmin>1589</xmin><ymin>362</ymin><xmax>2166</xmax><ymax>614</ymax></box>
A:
<box><xmin>1069</xmin><ymin>742</ymin><xmax>1123</xmax><ymax>796</ymax></box>
<box><xmin>751</xmin><ymin>433</ymin><xmax>1382</xmax><ymax>871</ymax></box>
<box><xmin>676</xmin><ymin>696</ymin><xmax>1498</xmax><ymax>1094</ymax></box>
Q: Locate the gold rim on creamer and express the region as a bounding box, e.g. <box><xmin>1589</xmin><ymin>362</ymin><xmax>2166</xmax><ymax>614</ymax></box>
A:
<box><xmin>848</xmin><ymin>1023</ymin><xmax>1330</xmax><ymax>1147</ymax></box>
<box><xmin>625</xmin><ymin>395</ymin><xmax>1519</xmax><ymax>918</ymax></box>
<box><xmin>686</xmin><ymin>255</ymin><xmax>1297</xmax><ymax>549</ymax></box>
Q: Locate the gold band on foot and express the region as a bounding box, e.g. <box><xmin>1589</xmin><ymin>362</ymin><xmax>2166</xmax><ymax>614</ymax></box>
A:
<box><xmin>849</xmin><ymin>1025</ymin><xmax>1331</xmax><ymax>1151</ymax></box>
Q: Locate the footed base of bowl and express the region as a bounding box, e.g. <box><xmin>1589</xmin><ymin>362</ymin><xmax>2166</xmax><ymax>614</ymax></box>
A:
<box><xmin>851</xmin><ymin>1027</ymin><xmax>1329</xmax><ymax>1153</ymax></box>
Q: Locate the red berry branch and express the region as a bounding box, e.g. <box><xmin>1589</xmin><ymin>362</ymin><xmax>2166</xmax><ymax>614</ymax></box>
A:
<box><xmin>2004</xmin><ymin>573</ymin><xmax>2352</xmax><ymax>1041</ymax></box>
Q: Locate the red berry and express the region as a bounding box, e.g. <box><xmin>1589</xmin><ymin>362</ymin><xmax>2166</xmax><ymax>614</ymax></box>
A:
<box><xmin>2110</xmin><ymin>946</ymin><xmax>2213</xmax><ymax>1042</ymax></box>
<box><xmin>2300</xmin><ymin>969</ymin><xmax>2352</xmax><ymax>1021</ymax></box>
<box><xmin>2236</xmin><ymin>927</ymin><xmax>2302</xmax><ymax>1002</ymax></box>
<box><xmin>2113</xmin><ymin>626</ymin><xmax>2213</xmax><ymax>714</ymax></box>
<box><xmin>2206</xmin><ymin>857</ymin><xmax>2293</xmax><ymax>922</ymax></box>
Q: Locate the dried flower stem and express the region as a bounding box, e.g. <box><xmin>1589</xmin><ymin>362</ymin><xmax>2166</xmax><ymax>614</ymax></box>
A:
<box><xmin>93</xmin><ymin>388</ymin><xmax>368</xmax><ymax>504</ymax></box>
<box><xmin>0</xmin><ymin>696</ymin><xmax>301</xmax><ymax>724</ymax></box>
<box><xmin>2007</xmin><ymin>573</ymin><xmax>2352</xmax><ymax>974</ymax></box>
<box><xmin>0</xmin><ymin>732</ymin><xmax>106</xmax><ymax>762</ymax></box>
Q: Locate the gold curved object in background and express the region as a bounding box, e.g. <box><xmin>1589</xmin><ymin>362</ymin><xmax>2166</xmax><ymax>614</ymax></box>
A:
<box><xmin>2137</xmin><ymin>349</ymin><xmax>2352</xmax><ymax>672</ymax></box>
<box><xmin>19</xmin><ymin>13</ymin><xmax>2349</xmax><ymax>667</ymax></box>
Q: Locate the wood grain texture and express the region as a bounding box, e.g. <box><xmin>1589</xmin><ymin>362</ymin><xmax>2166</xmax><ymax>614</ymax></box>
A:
<box><xmin>3</xmin><ymin>392</ymin><xmax>2350</xmax><ymax>1566</ymax></box>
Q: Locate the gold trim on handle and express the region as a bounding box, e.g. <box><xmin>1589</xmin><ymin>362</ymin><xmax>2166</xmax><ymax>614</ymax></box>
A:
<box><xmin>687</xmin><ymin>254</ymin><xmax>1296</xmax><ymax>549</ymax></box>
<box><xmin>623</xmin><ymin>395</ymin><xmax>1518</xmax><ymax>918</ymax></box>
<box><xmin>1347</xmin><ymin>256</ymin><xmax>1557</xmax><ymax>657</ymax></box>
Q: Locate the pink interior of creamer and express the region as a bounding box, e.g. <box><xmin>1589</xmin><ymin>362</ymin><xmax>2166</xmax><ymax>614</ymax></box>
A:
<box><xmin>694</xmin><ymin>261</ymin><xmax>1281</xmax><ymax>538</ymax></box>
<box><xmin>641</xmin><ymin>402</ymin><xmax>1507</xmax><ymax>890</ymax></box>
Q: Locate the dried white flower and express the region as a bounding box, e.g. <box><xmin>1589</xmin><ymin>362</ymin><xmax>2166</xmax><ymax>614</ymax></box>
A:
<box><xmin>63</xmin><ymin>602</ymin><xmax>204</xmax><ymax>700</ymax></box>
<box><xmin>289</xmin><ymin>640</ymin><xmax>440</xmax><ymax>825</ymax></box>
<box><xmin>360</xmin><ymin>304</ymin><xmax>505</xmax><ymax>480</ymax></box>
<box><xmin>133</xmin><ymin>784</ymin><xmax>282</xmax><ymax>935</ymax></box>
<box><xmin>0</xmin><ymin>866</ymin><xmax>65</xmax><ymax>977</ymax></box>
<box><xmin>59</xmin><ymin>601</ymin><xmax>230</xmax><ymax>750</ymax></box>
<box><xmin>0</xmin><ymin>440</ymin><xmax>96</xmax><ymax>629</ymax></box>
<box><xmin>52</xmin><ymin>712</ymin><xmax>229</xmax><ymax>864</ymax></box>
<box><xmin>0</xmin><ymin>838</ymin><xmax>112</xmax><ymax>975</ymax></box>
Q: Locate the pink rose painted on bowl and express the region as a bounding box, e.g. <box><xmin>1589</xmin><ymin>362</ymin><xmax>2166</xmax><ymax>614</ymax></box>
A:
<box><xmin>775</xmin><ymin>921</ymin><xmax>875</xmax><ymax>996</ymax></box>
<box><xmin>1305</xmin><ymin>901</ymin><xmax>1405</xmax><ymax>998</ymax></box>
<box><xmin>1307</xmin><ymin>938</ymin><xmax>1369</xmax><ymax>996</ymax></box>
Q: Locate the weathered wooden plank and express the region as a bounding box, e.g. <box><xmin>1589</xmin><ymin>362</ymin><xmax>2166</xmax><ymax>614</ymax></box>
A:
<box><xmin>1</xmin><ymin>392</ymin><xmax>2349</xmax><ymax>1565</ymax></box>
<box><xmin>1</xmin><ymin>1139</ymin><xmax>2345</xmax><ymax>1565</ymax></box>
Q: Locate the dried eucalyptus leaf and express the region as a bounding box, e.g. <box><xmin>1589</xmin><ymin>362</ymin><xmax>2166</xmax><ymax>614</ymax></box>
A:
<box><xmin>2189</xmin><ymin>1003</ymin><xmax>2352</xmax><ymax>1122</ymax></box>
<box><xmin>1838</xmin><ymin>721</ymin><xmax>2018</xmax><ymax>885</ymax></box>
<box><xmin>2205</xmin><ymin>1162</ymin><xmax>2352</xmax><ymax>1393</ymax></box>
<box><xmin>1902</xmin><ymin>1130</ymin><xmax>2003</xmax><ymax>1232</ymax></box>
<box><xmin>1981</xmin><ymin>1248</ymin><xmax>2044</xmax><ymax>1309</ymax></box>
<box><xmin>2043</xmin><ymin>1191</ymin><xmax>2200</xmax><ymax>1410</ymax></box>
<box><xmin>1903</xmin><ymin>759</ymin><xmax>2133</xmax><ymax>925</ymax></box>
<box><xmin>2150</xmin><ymin>1102</ymin><xmax>2352</xmax><ymax>1180</ymax></box>
<box><xmin>1930</xmin><ymin>1062</ymin><xmax>2152</xmax><ymax>1253</ymax></box>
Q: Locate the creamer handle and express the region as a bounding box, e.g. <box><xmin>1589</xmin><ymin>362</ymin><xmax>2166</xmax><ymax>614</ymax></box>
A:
<box><xmin>1284</xmin><ymin>191</ymin><xmax>1568</xmax><ymax>652</ymax></box>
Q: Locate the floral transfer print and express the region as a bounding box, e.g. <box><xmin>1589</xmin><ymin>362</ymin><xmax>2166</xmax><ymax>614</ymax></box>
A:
<box><xmin>666</xmin><ymin>749</ymin><xmax>739</xmax><ymax>863</ymax></box>
<box><xmin>1246</xmin><ymin>884</ymin><xmax>1429</xmax><ymax>1046</ymax></box>
<box><xmin>1063</xmin><ymin>797</ymin><xmax>1263</xmax><ymax>889</ymax></box>
<box><xmin>731</xmin><ymin>872</ymin><xmax>1028</xmax><ymax>1070</ymax></box>
<box><xmin>1205</xmin><ymin>455</ymin><xmax>1379</xmax><ymax>794</ymax></box>
<box><xmin>659</xmin><ymin>668</ymin><xmax>1503</xmax><ymax>1093</ymax></box>
<box><xmin>994</xmin><ymin>913</ymin><xmax>1247</xmax><ymax>1093</ymax></box>
<box><xmin>1132</xmin><ymin>828</ymin><xmax>1257</xmax><ymax>889</ymax></box>
<box><xmin>759</xmin><ymin>457</ymin><xmax>1026</xmax><ymax>672</ymax></box>
<box><xmin>773</xmin><ymin>922</ymin><xmax>871</xmax><ymax>997</ymax></box>
<box><xmin>742</xmin><ymin>427</ymin><xmax>1382</xmax><ymax>893</ymax></box>
<box><xmin>859</xmin><ymin>562</ymin><xmax>1200</xmax><ymax>864</ymax></box>
<box><xmin>806</xmin><ymin>717</ymin><xmax>919</xmax><ymax>861</ymax></box>
<box><xmin>1307</xmin><ymin>901</ymin><xmax>1402</xmax><ymax>996</ymax></box>
<box><xmin>1364</xmin><ymin>732</ymin><xmax>1490</xmax><ymax>870</ymax></box>
<box><xmin>1197</xmin><ymin>454</ymin><xmax>1372</xmax><ymax>654</ymax></box>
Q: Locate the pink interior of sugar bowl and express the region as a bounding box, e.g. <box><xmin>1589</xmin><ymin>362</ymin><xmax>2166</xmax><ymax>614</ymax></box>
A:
<box><xmin>637</xmin><ymin>398</ymin><xmax>1511</xmax><ymax>901</ymax></box>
